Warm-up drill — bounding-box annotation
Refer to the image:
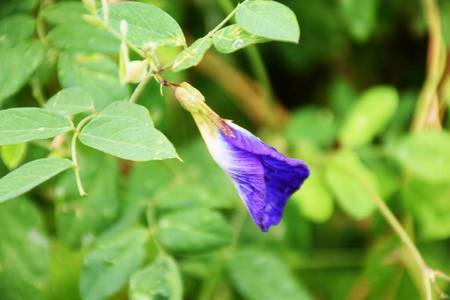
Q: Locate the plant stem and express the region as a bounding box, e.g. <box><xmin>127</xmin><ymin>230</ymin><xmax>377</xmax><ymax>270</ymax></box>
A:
<box><xmin>129</xmin><ymin>69</ymin><xmax>154</xmax><ymax>103</ymax></box>
<box><xmin>219</xmin><ymin>0</ymin><xmax>278</xmax><ymax>126</ymax></box>
<box><xmin>30</xmin><ymin>78</ymin><xmax>46</xmax><ymax>107</ymax></box>
<box><xmin>339</xmin><ymin>166</ymin><xmax>433</xmax><ymax>300</ymax></box>
<box><xmin>146</xmin><ymin>201</ymin><xmax>166</xmax><ymax>254</ymax></box>
<box><xmin>71</xmin><ymin>114</ymin><xmax>96</xmax><ymax>196</ymax></box>
<box><xmin>411</xmin><ymin>0</ymin><xmax>446</xmax><ymax>132</ymax></box>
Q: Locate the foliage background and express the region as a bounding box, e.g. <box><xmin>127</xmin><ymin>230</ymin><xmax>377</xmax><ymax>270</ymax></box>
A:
<box><xmin>0</xmin><ymin>0</ymin><xmax>449</xmax><ymax>299</ymax></box>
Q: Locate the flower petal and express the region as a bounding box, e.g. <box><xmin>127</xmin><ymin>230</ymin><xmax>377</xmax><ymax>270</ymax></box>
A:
<box><xmin>223</xmin><ymin>122</ymin><xmax>309</xmax><ymax>231</ymax></box>
<box><xmin>200</xmin><ymin>121</ymin><xmax>309</xmax><ymax>231</ymax></box>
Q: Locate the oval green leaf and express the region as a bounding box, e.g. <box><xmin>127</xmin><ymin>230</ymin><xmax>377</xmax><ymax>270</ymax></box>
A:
<box><xmin>40</xmin><ymin>1</ymin><xmax>88</xmax><ymax>25</ymax></box>
<box><xmin>0</xmin><ymin>40</ymin><xmax>45</xmax><ymax>101</ymax></box>
<box><xmin>0</xmin><ymin>14</ymin><xmax>35</xmax><ymax>46</ymax></box>
<box><xmin>98</xmin><ymin>2</ymin><xmax>185</xmax><ymax>47</ymax></box>
<box><xmin>339</xmin><ymin>86</ymin><xmax>399</xmax><ymax>148</ymax></box>
<box><xmin>157</xmin><ymin>208</ymin><xmax>232</xmax><ymax>253</ymax></box>
<box><xmin>292</xmin><ymin>168</ymin><xmax>334</xmax><ymax>223</ymax></box>
<box><xmin>100</xmin><ymin>101</ymin><xmax>153</xmax><ymax>127</ymax></box>
<box><xmin>58</xmin><ymin>52</ymin><xmax>129</xmax><ymax>110</ymax></box>
<box><xmin>45</xmin><ymin>87</ymin><xmax>94</xmax><ymax>115</ymax></box>
<box><xmin>0</xmin><ymin>198</ymin><xmax>50</xmax><ymax>299</ymax></box>
<box><xmin>172</xmin><ymin>37</ymin><xmax>212</xmax><ymax>72</ymax></box>
<box><xmin>129</xmin><ymin>255</ymin><xmax>182</xmax><ymax>300</ymax></box>
<box><xmin>325</xmin><ymin>150</ymin><xmax>378</xmax><ymax>219</ymax></box>
<box><xmin>80</xmin><ymin>228</ymin><xmax>148</xmax><ymax>300</ymax></box>
<box><xmin>212</xmin><ymin>24</ymin><xmax>269</xmax><ymax>53</ymax></box>
<box><xmin>79</xmin><ymin>115</ymin><xmax>176</xmax><ymax>161</ymax></box>
<box><xmin>48</xmin><ymin>20</ymin><xmax>120</xmax><ymax>54</ymax></box>
<box><xmin>0</xmin><ymin>108</ymin><xmax>73</xmax><ymax>145</ymax></box>
<box><xmin>236</xmin><ymin>1</ymin><xmax>300</xmax><ymax>43</ymax></box>
<box><xmin>228</xmin><ymin>248</ymin><xmax>313</xmax><ymax>300</ymax></box>
<box><xmin>392</xmin><ymin>131</ymin><xmax>450</xmax><ymax>183</ymax></box>
<box><xmin>1</xmin><ymin>143</ymin><xmax>27</xmax><ymax>170</ymax></box>
<box><xmin>0</xmin><ymin>158</ymin><xmax>73</xmax><ymax>203</ymax></box>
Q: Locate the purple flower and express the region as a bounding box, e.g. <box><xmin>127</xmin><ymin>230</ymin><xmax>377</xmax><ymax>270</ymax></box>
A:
<box><xmin>175</xmin><ymin>83</ymin><xmax>310</xmax><ymax>231</ymax></box>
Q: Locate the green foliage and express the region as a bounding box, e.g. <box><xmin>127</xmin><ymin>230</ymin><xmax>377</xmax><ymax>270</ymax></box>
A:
<box><xmin>0</xmin><ymin>198</ymin><xmax>50</xmax><ymax>300</ymax></box>
<box><xmin>172</xmin><ymin>37</ymin><xmax>213</xmax><ymax>72</ymax></box>
<box><xmin>80</xmin><ymin>228</ymin><xmax>149</xmax><ymax>300</ymax></box>
<box><xmin>236</xmin><ymin>0</ymin><xmax>300</xmax><ymax>43</ymax></box>
<box><xmin>0</xmin><ymin>0</ymin><xmax>449</xmax><ymax>299</ymax></box>
<box><xmin>213</xmin><ymin>25</ymin><xmax>269</xmax><ymax>53</ymax></box>
<box><xmin>0</xmin><ymin>108</ymin><xmax>73</xmax><ymax>145</ymax></box>
<box><xmin>45</xmin><ymin>87</ymin><xmax>94</xmax><ymax>115</ymax></box>
<box><xmin>98</xmin><ymin>2</ymin><xmax>185</xmax><ymax>47</ymax></box>
<box><xmin>392</xmin><ymin>131</ymin><xmax>450</xmax><ymax>183</ymax></box>
<box><xmin>339</xmin><ymin>86</ymin><xmax>399</xmax><ymax>148</ymax></box>
<box><xmin>0</xmin><ymin>158</ymin><xmax>73</xmax><ymax>203</ymax></box>
<box><xmin>58</xmin><ymin>52</ymin><xmax>129</xmax><ymax>110</ymax></box>
<box><xmin>157</xmin><ymin>208</ymin><xmax>232</xmax><ymax>253</ymax></box>
<box><xmin>0</xmin><ymin>40</ymin><xmax>45</xmax><ymax>101</ymax></box>
<box><xmin>129</xmin><ymin>255</ymin><xmax>182</xmax><ymax>300</ymax></box>
<box><xmin>79</xmin><ymin>114</ymin><xmax>176</xmax><ymax>161</ymax></box>
<box><xmin>228</xmin><ymin>248</ymin><xmax>312</xmax><ymax>300</ymax></box>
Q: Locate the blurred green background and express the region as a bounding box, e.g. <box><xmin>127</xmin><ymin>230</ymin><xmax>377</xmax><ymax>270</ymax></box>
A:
<box><xmin>0</xmin><ymin>0</ymin><xmax>449</xmax><ymax>299</ymax></box>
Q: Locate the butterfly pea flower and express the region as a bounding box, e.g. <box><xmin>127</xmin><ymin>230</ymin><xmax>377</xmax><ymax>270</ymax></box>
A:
<box><xmin>174</xmin><ymin>82</ymin><xmax>310</xmax><ymax>231</ymax></box>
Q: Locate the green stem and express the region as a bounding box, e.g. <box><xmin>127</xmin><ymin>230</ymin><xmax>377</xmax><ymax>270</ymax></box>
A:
<box><xmin>411</xmin><ymin>0</ymin><xmax>446</xmax><ymax>132</ymax></box>
<box><xmin>198</xmin><ymin>207</ymin><xmax>247</xmax><ymax>300</ymax></box>
<box><xmin>219</xmin><ymin>0</ymin><xmax>277</xmax><ymax>125</ymax></box>
<box><xmin>146</xmin><ymin>201</ymin><xmax>166</xmax><ymax>254</ymax></box>
<box><xmin>206</xmin><ymin>0</ymin><xmax>248</xmax><ymax>38</ymax></box>
<box><xmin>338</xmin><ymin>165</ymin><xmax>432</xmax><ymax>300</ymax></box>
<box><xmin>244</xmin><ymin>45</ymin><xmax>275</xmax><ymax>113</ymax></box>
<box><xmin>30</xmin><ymin>78</ymin><xmax>46</xmax><ymax>107</ymax></box>
<box><xmin>71</xmin><ymin>114</ymin><xmax>97</xmax><ymax>196</ymax></box>
<box><xmin>129</xmin><ymin>69</ymin><xmax>155</xmax><ymax>103</ymax></box>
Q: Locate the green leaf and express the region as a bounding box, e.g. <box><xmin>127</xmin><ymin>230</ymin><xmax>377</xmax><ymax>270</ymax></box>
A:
<box><xmin>0</xmin><ymin>0</ymin><xmax>38</xmax><ymax>19</ymax></box>
<box><xmin>1</xmin><ymin>143</ymin><xmax>27</xmax><ymax>170</ymax></box>
<box><xmin>79</xmin><ymin>115</ymin><xmax>176</xmax><ymax>161</ymax></box>
<box><xmin>339</xmin><ymin>86</ymin><xmax>399</xmax><ymax>148</ymax></box>
<box><xmin>129</xmin><ymin>255</ymin><xmax>182</xmax><ymax>300</ymax></box>
<box><xmin>172</xmin><ymin>37</ymin><xmax>212</xmax><ymax>72</ymax></box>
<box><xmin>56</xmin><ymin>152</ymin><xmax>119</xmax><ymax>249</ymax></box>
<box><xmin>0</xmin><ymin>40</ymin><xmax>45</xmax><ymax>100</ymax></box>
<box><xmin>0</xmin><ymin>198</ymin><xmax>50</xmax><ymax>300</ymax></box>
<box><xmin>45</xmin><ymin>87</ymin><xmax>94</xmax><ymax>115</ymax></box>
<box><xmin>340</xmin><ymin>0</ymin><xmax>377</xmax><ymax>42</ymax></box>
<box><xmin>48</xmin><ymin>20</ymin><xmax>120</xmax><ymax>54</ymax></box>
<box><xmin>292</xmin><ymin>168</ymin><xmax>334</xmax><ymax>223</ymax></box>
<box><xmin>284</xmin><ymin>106</ymin><xmax>337</xmax><ymax>148</ymax></box>
<box><xmin>228</xmin><ymin>248</ymin><xmax>312</xmax><ymax>300</ymax></box>
<box><xmin>157</xmin><ymin>208</ymin><xmax>232</xmax><ymax>254</ymax></box>
<box><xmin>40</xmin><ymin>1</ymin><xmax>88</xmax><ymax>25</ymax></box>
<box><xmin>392</xmin><ymin>131</ymin><xmax>450</xmax><ymax>183</ymax></box>
<box><xmin>402</xmin><ymin>178</ymin><xmax>450</xmax><ymax>241</ymax></box>
<box><xmin>98</xmin><ymin>2</ymin><xmax>185</xmax><ymax>47</ymax></box>
<box><xmin>0</xmin><ymin>108</ymin><xmax>73</xmax><ymax>145</ymax></box>
<box><xmin>325</xmin><ymin>150</ymin><xmax>378</xmax><ymax>219</ymax></box>
<box><xmin>155</xmin><ymin>183</ymin><xmax>235</xmax><ymax>211</ymax></box>
<box><xmin>0</xmin><ymin>14</ymin><xmax>35</xmax><ymax>46</ymax></box>
<box><xmin>58</xmin><ymin>52</ymin><xmax>129</xmax><ymax>110</ymax></box>
<box><xmin>236</xmin><ymin>0</ymin><xmax>300</xmax><ymax>43</ymax></box>
<box><xmin>0</xmin><ymin>158</ymin><xmax>73</xmax><ymax>203</ymax></box>
<box><xmin>101</xmin><ymin>101</ymin><xmax>153</xmax><ymax>127</ymax></box>
<box><xmin>44</xmin><ymin>241</ymin><xmax>84</xmax><ymax>300</ymax></box>
<box><xmin>80</xmin><ymin>228</ymin><xmax>149</xmax><ymax>300</ymax></box>
<box><xmin>212</xmin><ymin>24</ymin><xmax>269</xmax><ymax>53</ymax></box>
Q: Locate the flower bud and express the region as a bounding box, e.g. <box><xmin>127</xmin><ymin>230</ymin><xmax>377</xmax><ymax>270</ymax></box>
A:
<box><xmin>174</xmin><ymin>82</ymin><xmax>205</xmax><ymax>113</ymax></box>
<box><xmin>123</xmin><ymin>60</ymin><xmax>148</xmax><ymax>84</ymax></box>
